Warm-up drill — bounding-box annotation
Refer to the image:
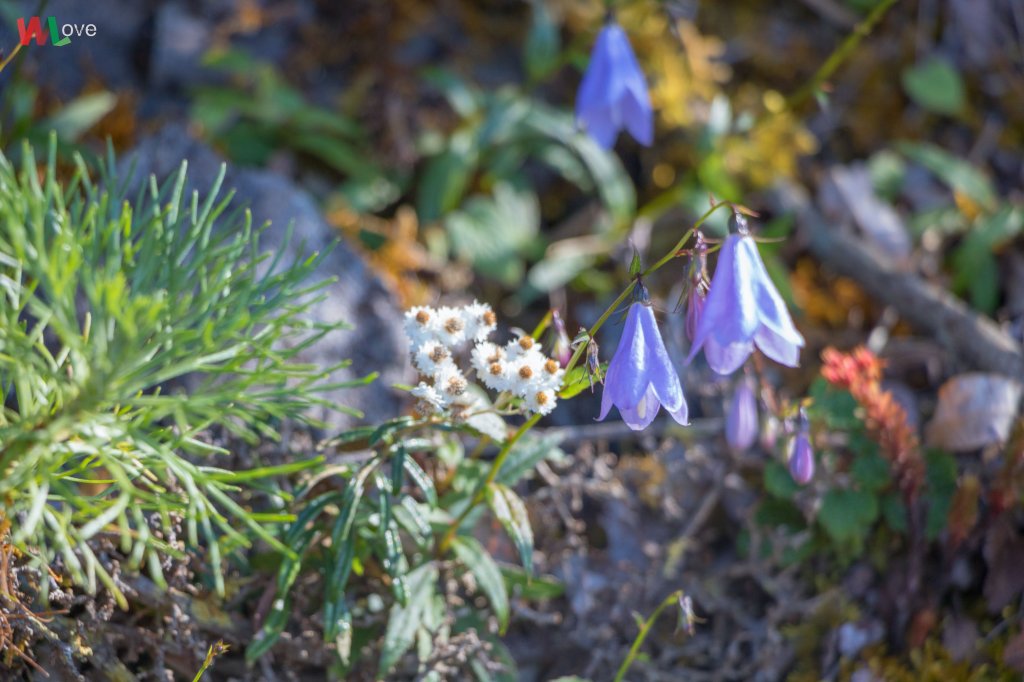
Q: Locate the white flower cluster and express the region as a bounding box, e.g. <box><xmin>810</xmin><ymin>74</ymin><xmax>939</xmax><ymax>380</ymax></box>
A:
<box><xmin>403</xmin><ymin>302</ymin><xmax>563</xmax><ymax>418</ymax></box>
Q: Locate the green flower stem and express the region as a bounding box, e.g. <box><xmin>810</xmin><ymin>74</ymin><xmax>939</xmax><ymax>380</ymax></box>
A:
<box><xmin>613</xmin><ymin>589</ymin><xmax>684</xmax><ymax>682</ymax></box>
<box><xmin>562</xmin><ymin>200</ymin><xmax>728</xmax><ymax>378</ymax></box>
<box><xmin>439</xmin><ymin>202</ymin><xmax>729</xmax><ymax>555</ymax></box>
<box><xmin>438</xmin><ymin>412</ymin><xmax>542</xmax><ymax>554</ymax></box>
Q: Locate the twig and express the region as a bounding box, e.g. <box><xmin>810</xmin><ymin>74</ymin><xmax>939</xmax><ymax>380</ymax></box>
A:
<box><xmin>777</xmin><ymin>184</ymin><xmax>1024</xmax><ymax>380</ymax></box>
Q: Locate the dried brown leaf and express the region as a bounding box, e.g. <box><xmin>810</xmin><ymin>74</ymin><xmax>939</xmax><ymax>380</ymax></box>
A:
<box><xmin>925</xmin><ymin>373</ymin><xmax>1023</xmax><ymax>451</ymax></box>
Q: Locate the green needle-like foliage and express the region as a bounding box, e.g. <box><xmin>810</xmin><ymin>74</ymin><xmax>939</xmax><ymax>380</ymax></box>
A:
<box><xmin>0</xmin><ymin>136</ymin><xmax>371</xmax><ymax>605</ymax></box>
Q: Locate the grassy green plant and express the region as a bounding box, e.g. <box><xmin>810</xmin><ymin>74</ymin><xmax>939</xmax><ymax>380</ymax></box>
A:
<box><xmin>0</xmin><ymin>135</ymin><xmax>371</xmax><ymax>605</ymax></box>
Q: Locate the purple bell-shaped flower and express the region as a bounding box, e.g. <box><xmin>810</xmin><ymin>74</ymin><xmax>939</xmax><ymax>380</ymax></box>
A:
<box><xmin>599</xmin><ymin>289</ymin><xmax>688</xmax><ymax>430</ymax></box>
<box><xmin>575</xmin><ymin>20</ymin><xmax>653</xmax><ymax>149</ymax></box>
<box><xmin>686</xmin><ymin>215</ymin><xmax>805</xmax><ymax>375</ymax></box>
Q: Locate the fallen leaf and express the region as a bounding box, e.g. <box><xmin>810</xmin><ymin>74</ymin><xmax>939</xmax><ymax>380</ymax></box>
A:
<box><xmin>826</xmin><ymin>164</ymin><xmax>912</xmax><ymax>260</ymax></box>
<box><xmin>925</xmin><ymin>373</ymin><xmax>1023</xmax><ymax>451</ymax></box>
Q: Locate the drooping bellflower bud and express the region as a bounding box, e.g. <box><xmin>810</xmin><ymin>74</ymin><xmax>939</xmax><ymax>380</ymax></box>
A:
<box><xmin>789</xmin><ymin>408</ymin><xmax>814</xmax><ymax>485</ymax></box>
<box><xmin>725</xmin><ymin>380</ymin><xmax>758</xmax><ymax>451</ymax></box>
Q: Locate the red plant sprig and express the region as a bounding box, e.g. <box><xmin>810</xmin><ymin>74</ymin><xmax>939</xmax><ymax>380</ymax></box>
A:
<box><xmin>821</xmin><ymin>346</ymin><xmax>925</xmax><ymax>499</ymax></box>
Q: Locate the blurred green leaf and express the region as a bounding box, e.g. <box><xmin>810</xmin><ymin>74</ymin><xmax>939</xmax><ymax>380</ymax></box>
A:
<box><xmin>524</xmin><ymin>0</ymin><xmax>561</xmax><ymax>81</ymax></box>
<box><xmin>764</xmin><ymin>461</ymin><xmax>800</xmax><ymax>499</ymax></box>
<box><xmin>868</xmin><ymin>149</ymin><xmax>906</xmax><ymax>201</ymax></box>
<box><xmin>924</xmin><ymin>449</ymin><xmax>957</xmax><ymax>540</ymax></box>
<box><xmin>452</xmin><ymin>536</ymin><xmax>510</xmax><ymax>633</ymax></box>
<box><xmin>500</xmin><ymin>565</ymin><xmax>565</xmax><ymax>599</ymax></box>
<box><xmin>403</xmin><ymin>456</ymin><xmax>439</xmax><ymax>507</ymax></box>
<box><xmin>951</xmin><ymin>206</ymin><xmax>1023</xmax><ymax>313</ymax></box>
<box><xmin>423</xmin><ymin>68</ymin><xmax>481</xmax><ymax>118</ymax></box>
<box><xmin>486</xmin><ymin>483</ymin><xmax>534</xmax><ymax>574</ymax></box>
<box><xmin>46</xmin><ymin>92</ymin><xmax>116</xmax><ymax>142</ymax></box>
<box><xmin>558</xmin><ymin>363</ymin><xmax>603</xmax><ymax>399</ymax></box>
<box><xmin>445</xmin><ymin>182</ymin><xmax>539</xmax><ymax>284</ymax></box>
<box><xmin>471</xmin><ymin>638</ymin><xmax>519</xmax><ymax>682</ymax></box>
<box><xmin>496</xmin><ymin>433</ymin><xmax>564</xmax><ymax>486</ymax></box>
<box><xmin>898</xmin><ymin>141</ymin><xmax>996</xmax><ymax>209</ymax></box>
<box><xmin>818</xmin><ymin>488</ymin><xmax>878</xmax><ymax>548</ymax></box>
<box><xmin>418</xmin><ymin>133</ymin><xmax>478</xmax><ymax>222</ymax></box>
<box><xmin>756</xmin><ymin>498</ymin><xmax>806</xmax><ymax>530</ymax></box>
<box><xmin>851</xmin><ymin>451</ymin><xmax>892</xmax><ymax>493</ymax></box>
<box><xmin>881</xmin><ymin>493</ymin><xmax>908</xmax><ymax>533</ymax></box>
<box><xmin>379</xmin><ymin>562</ymin><xmax>438</xmax><ymax>676</ymax></box>
<box><xmin>808</xmin><ymin>378</ymin><xmax>861</xmax><ymax>430</ymax></box>
<box><xmin>901</xmin><ymin>57</ymin><xmax>965</xmax><ymax>116</ymax></box>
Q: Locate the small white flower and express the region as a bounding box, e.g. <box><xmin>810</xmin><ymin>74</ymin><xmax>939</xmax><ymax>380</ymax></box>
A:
<box><xmin>464</xmin><ymin>300</ymin><xmax>497</xmax><ymax>342</ymax></box>
<box><xmin>415</xmin><ymin>340</ymin><xmax>455</xmax><ymax>376</ymax></box>
<box><xmin>535</xmin><ymin>357</ymin><xmax>565</xmax><ymax>392</ymax></box>
<box><xmin>480</xmin><ymin>359</ymin><xmax>512</xmax><ymax>392</ymax></box>
<box><xmin>404</xmin><ymin>306</ymin><xmax>439</xmax><ymax>347</ymax></box>
<box><xmin>470</xmin><ymin>341</ymin><xmax>503</xmax><ymax>374</ymax></box>
<box><xmin>505</xmin><ymin>335</ymin><xmax>537</xmax><ymax>361</ymax></box>
<box><xmin>411</xmin><ymin>382</ymin><xmax>444</xmax><ymax>413</ymax></box>
<box><xmin>435</xmin><ymin>365</ymin><xmax>469</xmax><ymax>405</ymax></box>
<box><xmin>507</xmin><ymin>348</ymin><xmax>546</xmax><ymax>397</ymax></box>
<box><xmin>435</xmin><ymin>306</ymin><xmax>468</xmax><ymax>348</ymax></box>
<box><xmin>523</xmin><ymin>389</ymin><xmax>557</xmax><ymax>416</ymax></box>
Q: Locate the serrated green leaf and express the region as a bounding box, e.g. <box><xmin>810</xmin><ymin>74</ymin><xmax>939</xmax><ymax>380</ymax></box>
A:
<box><xmin>486</xmin><ymin>483</ymin><xmax>534</xmax><ymax>573</ymax></box>
<box><xmin>451</xmin><ymin>536</ymin><xmax>510</xmax><ymax>633</ymax></box>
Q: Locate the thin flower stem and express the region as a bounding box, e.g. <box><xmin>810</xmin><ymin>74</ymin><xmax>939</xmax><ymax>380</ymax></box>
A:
<box><xmin>563</xmin><ymin>280</ymin><xmax>637</xmax><ymax>376</ymax></box>
<box><xmin>531</xmin><ymin>309</ymin><xmax>553</xmax><ymax>339</ymax></box>
<box><xmin>438</xmin><ymin>202</ymin><xmax>728</xmax><ymax>557</ymax></box>
<box><xmin>562</xmin><ymin>200</ymin><xmax>729</xmax><ymax>377</ymax></box>
<box><xmin>613</xmin><ymin>590</ymin><xmax>683</xmax><ymax>682</ymax></box>
<box><xmin>466</xmin><ymin>434</ymin><xmax>491</xmax><ymax>461</ymax></box>
<box><xmin>0</xmin><ymin>43</ymin><xmax>23</xmax><ymax>76</ymax></box>
<box><xmin>438</xmin><ymin>413</ymin><xmax>542</xmax><ymax>554</ymax></box>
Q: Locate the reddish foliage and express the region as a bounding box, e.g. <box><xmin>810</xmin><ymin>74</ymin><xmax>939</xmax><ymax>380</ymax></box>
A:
<box><xmin>821</xmin><ymin>346</ymin><xmax>925</xmax><ymax>499</ymax></box>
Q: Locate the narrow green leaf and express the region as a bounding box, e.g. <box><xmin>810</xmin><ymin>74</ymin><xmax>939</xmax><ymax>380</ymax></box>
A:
<box><xmin>379</xmin><ymin>562</ymin><xmax>438</xmax><ymax>676</ymax></box>
<box><xmin>486</xmin><ymin>483</ymin><xmax>534</xmax><ymax>574</ymax></box>
<box><xmin>452</xmin><ymin>536</ymin><xmax>510</xmax><ymax>633</ymax></box>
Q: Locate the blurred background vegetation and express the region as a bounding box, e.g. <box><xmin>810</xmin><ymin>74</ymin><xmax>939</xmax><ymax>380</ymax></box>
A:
<box><xmin>1</xmin><ymin>0</ymin><xmax>1024</xmax><ymax>679</ymax></box>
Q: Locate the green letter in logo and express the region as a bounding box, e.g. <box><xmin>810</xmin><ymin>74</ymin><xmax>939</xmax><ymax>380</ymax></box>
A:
<box><xmin>47</xmin><ymin>16</ymin><xmax>70</xmax><ymax>46</ymax></box>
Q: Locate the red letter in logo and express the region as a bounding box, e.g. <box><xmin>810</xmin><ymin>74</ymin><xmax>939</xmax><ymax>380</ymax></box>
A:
<box><xmin>16</xmin><ymin>16</ymin><xmax>47</xmax><ymax>46</ymax></box>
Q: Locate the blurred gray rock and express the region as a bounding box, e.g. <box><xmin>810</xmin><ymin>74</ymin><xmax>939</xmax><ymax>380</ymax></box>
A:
<box><xmin>119</xmin><ymin>123</ymin><xmax>407</xmax><ymax>431</ymax></box>
<box><xmin>150</xmin><ymin>4</ymin><xmax>210</xmax><ymax>90</ymax></box>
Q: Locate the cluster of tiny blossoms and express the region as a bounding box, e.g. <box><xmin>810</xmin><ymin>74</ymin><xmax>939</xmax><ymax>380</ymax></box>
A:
<box><xmin>403</xmin><ymin>302</ymin><xmax>563</xmax><ymax>418</ymax></box>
